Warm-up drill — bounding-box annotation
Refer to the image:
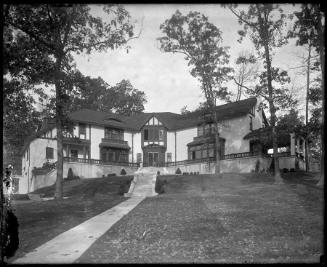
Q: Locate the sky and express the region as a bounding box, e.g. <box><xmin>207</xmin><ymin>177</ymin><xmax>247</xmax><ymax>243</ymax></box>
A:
<box><xmin>72</xmin><ymin>4</ymin><xmax>310</xmax><ymax>115</ymax></box>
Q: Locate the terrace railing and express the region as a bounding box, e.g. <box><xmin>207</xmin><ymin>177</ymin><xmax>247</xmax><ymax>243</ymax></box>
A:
<box><xmin>101</xmin><ymin>138</ymin><xmax>128</xmax><ymax>145</ymax></box>
<box><xmin>63</xmin><ymin>157</ymin><xmax>140</xmax><ymax>168</ymax></box>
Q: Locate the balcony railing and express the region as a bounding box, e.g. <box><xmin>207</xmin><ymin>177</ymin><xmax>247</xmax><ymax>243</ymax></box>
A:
<box><xmin>101</xmin><ymin>138</ymin><xmax>128</xmax><ymax>145</ymax></box>
<box><xmin>63</xmin><ymin>157</ymin><xmax>140</xmax><ymax>168</ymax></box>
<box><xmin>63</xmin><ymin>136</ymin><xmax>90</xmax><ymax>144</ymax></box>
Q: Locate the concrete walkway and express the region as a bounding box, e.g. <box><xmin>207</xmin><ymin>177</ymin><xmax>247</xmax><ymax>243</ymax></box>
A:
<box><xmin>124</xmin><ymin>167</ymin><xmax>158</xmax><ymax>197</ymax></box>
<box><xmin>13</xmin><ymin>196</ymin><xmax>145</xmax><ymax>264</ymax></box>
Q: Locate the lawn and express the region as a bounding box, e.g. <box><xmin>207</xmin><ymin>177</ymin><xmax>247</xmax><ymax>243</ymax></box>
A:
<box><xmin>7</xmin><ymin>176</ymin><xmax>133</xmax><ymax>263</ymax></box>
<box><xmin>76</xmin><ymin>173</ymin><xmax>323</xmax><ymax>263</ymax></box>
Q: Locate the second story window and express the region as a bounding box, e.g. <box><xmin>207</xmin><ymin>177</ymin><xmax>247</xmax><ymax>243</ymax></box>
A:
<box><xmin>46</xmin><ymin>147</ymin><xmax>54</xmax><ymax>159</ymax></box>
<box><xmin>79</xmin><ymin>123</ymin><xmax>86</xmax><ymax>139</ymax></box>
<box><xmin>250</xmin><ymin>116</ymin><xmax>253</xmax><ymax>131</ymax></box>
<box><xmin>105</xmin><ymin>127</ymin><xmax>123</xmax><ymax>140</ymax></box>
<box><xmin>144</xmin><ymin>129</ymin><xmax>149</xmax><ymax>141</ymax></box>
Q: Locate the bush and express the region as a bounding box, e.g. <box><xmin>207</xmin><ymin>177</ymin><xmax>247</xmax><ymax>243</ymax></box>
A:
<box><xmin>255</xmin><ymin>160</ymin><xmax>260</xmax><ymax>172</ymax></box>
<box><xmin>290</xmin><ymin>168</ymin><xmax>295</xmax><ymax>172</ymax></box>
<box><xmin>175</xmin><ymin>168</ymin><xmax>181</xmax><ymax>175</ymax></box>
<box><xmin>155</xmin><ymin>179</ymin><xmax>167</xmax><ymax>194</ymax></box>
<box><xmin>118</xmin><ymin>180</ymin><xmax>131</xmax><ymax>195</ymax></box>
<box><xmin>120</xmin><ymin>169</ymin><xmax>127</xmax><ymax>175</ymax></box>
<box><xmin>157</xmin><ymin>171</ymin><xmax>160</xmax><ymax>176</ymax></box>
<box><xmin>107</xmin><ymin>173</ymin><xmax>116</xmax><ymax>177</ymax></box>
<box><xmin>283</xmin><ymin>168</ymin><xmax>288</xmax><ymax>173</ymax></box>
<box><xmin>67</xmin><ymin>168</ymin><xmax>74</xmax><ymax>180</ymax></box>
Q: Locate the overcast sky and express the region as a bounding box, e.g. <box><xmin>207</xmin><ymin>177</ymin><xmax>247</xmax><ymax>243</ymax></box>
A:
<box><xmin>72</xmin><ymin>4</ymin><xmax>309</xmax><ymax>115</ymax></box>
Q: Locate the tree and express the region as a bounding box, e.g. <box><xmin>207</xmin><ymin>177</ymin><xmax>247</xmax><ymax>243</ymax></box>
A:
<box><xmin>229</xmin><ymin>4</ymin><xmax>293</xmax><ymax>183</ymax></box>
<box><xmin>5</xmin><ymin>4</ymin><xmax>137</xmax><ymax>199</ymax></box>
<box><xmin>67</xmin><ymin>72</ymin><xmax>147</xmax><ymax>115</ymax></box>
<box><xmin>291</xmin><ymin>3</ymin><xmax>325</xmax><ymax>185</ymax></box>
<box><xmin>3</xmin><ymin>79</ymin><xmax>43</xmax><ymax>171</ymax></box>
<box><xmin>158</xmin><ymin>10</ymin><xmax>233</xmax><ymax>174</ymax></box>
<box><xmin>233</xmin><ymin>51</ymin><xmax>259</xmax><ymax>101</ymax></box>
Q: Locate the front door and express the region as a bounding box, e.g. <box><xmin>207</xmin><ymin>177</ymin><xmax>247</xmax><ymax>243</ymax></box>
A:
<box><xmin>148</xmin><ymin>152</ymin><xmax>159</xmax><ymax>167</ymax></box>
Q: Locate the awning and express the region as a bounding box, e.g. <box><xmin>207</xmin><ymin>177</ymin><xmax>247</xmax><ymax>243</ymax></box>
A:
<box><xmin>99</xmin><ymin>142</ymin><xmax>130</xmax><ymax>150</ymax></box>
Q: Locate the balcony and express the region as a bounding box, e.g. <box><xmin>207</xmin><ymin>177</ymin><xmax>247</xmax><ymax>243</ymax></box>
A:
<box><xmin>63</xmin><ymin>136</ymin><xmax>90</xmax><ymax>145</ymax></box>
<box><xmin>100</xmin><ymin>138</ymin><xmax>130</xmax><ymax>150</ymax></box>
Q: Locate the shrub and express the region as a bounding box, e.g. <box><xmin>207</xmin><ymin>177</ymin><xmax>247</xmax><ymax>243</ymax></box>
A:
<box><xmin>175</xmin><ymin>168</ymin><xmax>181</xmax><ymax>175</ymax></box>
<box><xmin>74</xmin><ymin>175</ymin><xmax>80</xmax><ymax>180</ymax></box>
<box><xmin>283</xmin><ymin>168</ymin><xmax>289</xmax><ymax>173</ymax></box>
<box><xmin>155</xmin><ymin>179</ymin><xmax>167</xmax><ymax>194</ymax></box>
<box><xmin>67</xmin><ymin>168</ymin><xmax>74</xmax><ymax>180</ymax></box>
<box><xmin>118</xmin><ymin>180</ymin><xmax>131</xmax><ymax>195</ymax></box>
<box><xmin>107</xmin><ymin>173</ymin><xmax>116</xmax><ymax>177</ymax></box>
<box><xmin>290</xmin><ymin>168</ymin><xmax>295</xmax><ymax>172</ymax></box>
<box><xmin>255</xmin><ymin>160</ymin><xmax>260</xmax><ymax>172</ymax></box>
<box><xmin>120</xmin><ymin>169</ymin><xmax>127</xmax><ymax>175</ymax></box>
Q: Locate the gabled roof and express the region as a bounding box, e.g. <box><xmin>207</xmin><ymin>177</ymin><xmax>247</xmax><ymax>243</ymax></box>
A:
<box><xmin>21</xmin><ymin>97</ymin><xmax>258</xmax><ymax>154</ymax></box>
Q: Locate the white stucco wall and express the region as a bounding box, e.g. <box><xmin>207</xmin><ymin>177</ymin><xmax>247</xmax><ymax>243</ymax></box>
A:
<box><xmin>133</xmin><ymin>133</ymin><xmax>142</xmax><ymax>162</ymax></box>
<box><xmin>21</xmin><ymin>138</ymin><xmax>57</xmax><ymax>193</ymax></box>
<box><xmin>63</xmin><ymin>161</ymin><xmax>138</xmax><ymax>178</ymax></box>
<box><xmin>176</xmin><ymin>127</ymin><xmax>197</xmax><ymax>161</ymax></box>
<box><xmin>166</xmin><ymin>131</ymin><xmax>176</xmax><ymax>162</ymax></box>
<box><xmin>90</xmin><ymin>125</ymin><xmax>104</xmax><ymax>159</ymax></box>
<box><xmin>124</xmin><ymin>131</ymin><xmax>133</xmax><ymax>162</ymax></box>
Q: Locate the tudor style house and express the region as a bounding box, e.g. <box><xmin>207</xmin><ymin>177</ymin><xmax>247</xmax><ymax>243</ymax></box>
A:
<box><xmin>19</xmin><ymin>97</ymin><xmax>307</xmax><ymax>193</ymax></box>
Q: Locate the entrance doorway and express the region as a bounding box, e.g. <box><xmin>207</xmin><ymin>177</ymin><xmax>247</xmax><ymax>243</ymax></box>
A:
<box><xmin>148</xmin><ymin>152</ymin><xmax>159</xmax><ymax>167</ymax></box>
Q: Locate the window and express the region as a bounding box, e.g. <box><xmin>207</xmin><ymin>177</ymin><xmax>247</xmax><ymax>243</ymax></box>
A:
<box><xmin>46</xmin><ymin>147</ymin><xmax>54</xmax><ymax>159</ymax></box>
<box><xmin>79</xmin><ymin>123</ymin><xmax>86</xmax><ymax>139</ymax></box>
<box><xmin>188</xmin><ymin>139</ymin><xmax>225</xmax><ymax>160</ymax></box>
<box><xmin>137</xmin><ymin>153</ymin><xmax>142</xmax><ymax>163</ymax></box>
<box><xmin>144</xmin><ymin>129</ymin><xmax>149</xmax><ymax>141</ymax></box>
<box><xmin>249</xmin><ymin>116</ymin><xmax>253</xmax><ymax>131</ymax></box>
<box><xmin>198</xmin><ymin>126</ymin><xmax>204</xmax><ymax>137</ymax></box>
<box><xmin>167</xmin><ymin>152</ymin><xmax>172</xmax><ymax>162</ymax></box>
<box><xmin>105</xmin><ymin>127</ymin><xmax>123</xmax><ymax>140</ymax></box>
<box><xmin>71</xmin><ymin>150</ymin><xmax>78</xmax><ymax>158</ymax></box>
<box><xmin>159</xmin><ymin>130</ymin><xmax>164</xmax><ymax>141</ymax></box>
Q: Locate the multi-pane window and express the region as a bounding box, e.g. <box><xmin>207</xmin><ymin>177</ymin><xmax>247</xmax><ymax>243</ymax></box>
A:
<box><xmin>100</xmin><ymin>147</ymin><xmax>128</xmax><ymax>162</ymax></box>
<box><xmin>188</xmin><ymin>140</ymin><xmax>225</xmax><ymax>160</ymax></box>
<box><xmin>46</xmin><ymin>147</ymin><xmax>54</xmax><ymax>159</ymax></box>
<box><xmin>79</xmin><ymin>123</ymin><xmax>86</xmax><ymax>139</ymax></box>
<box><xmin>105</xmin><ymin>127</ymin><xmax>123</xmax><ymax>140</ymax></box>
<box><xmin>167</xmin><ymin>152</ymin><xmax>172</xmax><ymax>162</ymax></box>
<box><xmin>197</xmin><ymin>123</ymin><xmax>214</xmax><ymax>137</ymax></box>
<box><xmin>144</xmin><ymin>128</ymin><xmax>163</xmax><ymax>141</ymax></box>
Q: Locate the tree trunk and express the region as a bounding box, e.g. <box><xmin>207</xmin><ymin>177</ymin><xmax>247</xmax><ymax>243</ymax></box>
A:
<box><xmin>316</xmin><ymin>6</ymin><xmax>324</xmax><ymax>187</ymax></box>
<box><xmin>0</xmin><ymin>168</ymin><xmax>4</xmax><ymax>263</ymax></box>
<box><xmin>263</xmin><ymin>43</ymin><xmax>282</xmax><ymax>183</ymax></box>
<box><xmin>213</xmin><ymin>110</ymin><xmax>221</xmax><ymax>175</ymax></box>
<box><xmin>54</xmin><ymin>55</ymin><xmax>64</xmax><ymax>199</ymax></box>
<box><xmin>305</xmin><ymin>44</ymin><xmax>311</xmax><ymax>172</ymax></box>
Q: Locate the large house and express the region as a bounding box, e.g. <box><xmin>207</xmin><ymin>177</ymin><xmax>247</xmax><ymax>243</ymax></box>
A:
<box><xmin>19</xmin><ymin>97</ymin><xmax>307</xmax><ymax>193</ymax></box>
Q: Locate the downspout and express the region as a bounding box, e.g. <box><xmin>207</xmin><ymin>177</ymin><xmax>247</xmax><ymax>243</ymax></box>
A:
<box><xmin>174</xmin><ymin>131</ymin><xmax>177</xmax><ymax>163</ymax></box>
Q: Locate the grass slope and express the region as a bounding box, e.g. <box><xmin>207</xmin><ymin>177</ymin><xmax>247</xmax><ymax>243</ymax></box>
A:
<box><xmin>7</xmin><ymin>176</ymin><xmax>133</xmax><ymax>263</ymax></box>
<box><xmin>77</xmin><ymin>173</ymin><xmax>323</xmax><ymax>263</ymax></box>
